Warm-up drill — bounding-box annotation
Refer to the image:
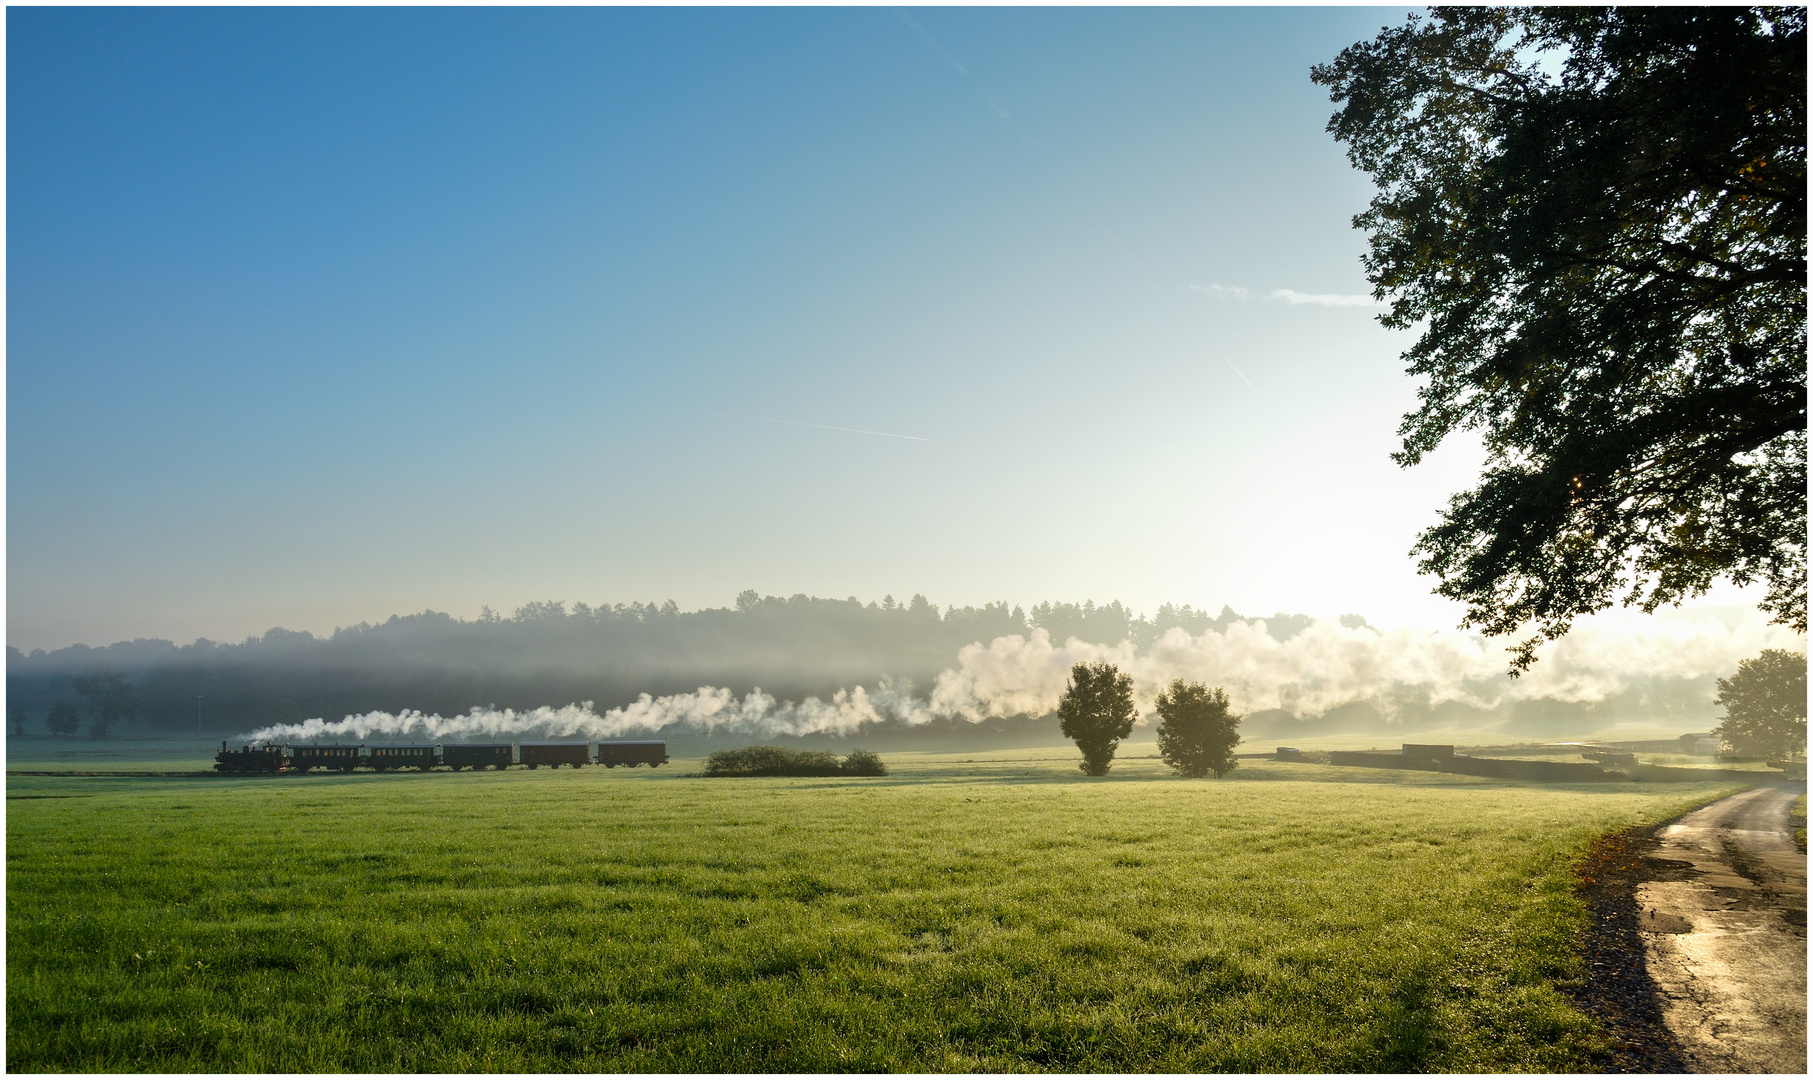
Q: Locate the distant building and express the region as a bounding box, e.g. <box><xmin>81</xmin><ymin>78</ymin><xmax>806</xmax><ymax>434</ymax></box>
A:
<box><xmin>1402</xmin><ymin>744</ymin><xmax>1454</xmax><ymax>761</ymax></box>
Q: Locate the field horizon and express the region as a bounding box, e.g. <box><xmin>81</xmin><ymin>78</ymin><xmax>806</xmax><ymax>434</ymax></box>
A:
<box><xmin>2</xmin><ymin>713</ymin><xmax>1750</xmax><ymax>776</ymax></box>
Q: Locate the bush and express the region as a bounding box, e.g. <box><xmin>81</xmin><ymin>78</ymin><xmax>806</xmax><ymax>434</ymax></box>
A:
<box><xmin>841</xmin><ymin>749</ymin><xmax>887</xmax><ymax>776</ymax></box>
<box><xmin>704</xmin><ymin>745</ymin><xmax>887</xmax><ymax>777</ymax></box>
<box><xmin>705</xmin><ymin>746</ymin><xmax>841</xmax><ymax>776</ymax></box>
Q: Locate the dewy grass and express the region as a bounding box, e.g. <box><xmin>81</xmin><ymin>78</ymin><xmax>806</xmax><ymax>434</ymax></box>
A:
<box><xmin>6</xmin><ymin>751</ymin><xmax>1739</xmax><ymax>1072</ymax></box>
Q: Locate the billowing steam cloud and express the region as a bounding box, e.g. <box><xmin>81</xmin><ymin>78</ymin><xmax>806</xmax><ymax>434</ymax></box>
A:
<box><xmin>239</xmin><ymin>613</ymin><xmax>1802</xmax><ymax>744</ymax></box>
<box><xmin>239</xmin><ymin>679</ymin><xmax>930</xmax><ymax>744</ymax></box>
<box><xmin>931</xmin><ymin>614</ymin><xmax>1802</xmax><ymax>719</ymax></box>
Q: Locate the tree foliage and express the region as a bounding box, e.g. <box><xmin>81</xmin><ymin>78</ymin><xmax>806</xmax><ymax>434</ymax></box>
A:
<box><xmin>1315</xmin><ymin>7</ymin><xmax>1806</xmax><ymax>670</ymax></box>
<box><xmin>17</xmin><ymin>594</ymin><xmax>1314</xmax><ymax>735</ymax></box>
<box><xmin>1712</xmin><ymin>649</ymin><xmax>1807</xmax><ymax>760</ymax></box>
<box><xmin>45</xmin><ymin>700</ymin><xmax>81</xmax><ymax>737</ymax></box>
<box><xmin>840</xmin><ymin>749</ymin><xmax>888</xmax><ymax>777</ymax></box>
<box><xmin>1056</xmin><ymin>661</ymin><xmax>1136</xmax><ymax>776</ymax></box>
<box><xmin>71</xmin><ymin>672</ymin><xmax>138</xmax><ymax>739</ymax></box>
<box><xmin>1153</xmin><ymin>681</ymin><xmax>1242</xmax><ymax>778</ymax></box>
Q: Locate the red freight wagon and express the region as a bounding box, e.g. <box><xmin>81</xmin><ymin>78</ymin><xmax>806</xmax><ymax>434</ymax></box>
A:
<box><xmin>596</xmin><ymin>741</ymin><xmax>669</xmax><ymax>768</ymax></box>
<box><xmin>519</xmin><ymin>742</ymin><xmax>589</xmax><ymax>768</ymax></box>
<box><xmin>441</xmin><ymin>743</ymin><xmax>515</xmax><ymax>771</ymax></box>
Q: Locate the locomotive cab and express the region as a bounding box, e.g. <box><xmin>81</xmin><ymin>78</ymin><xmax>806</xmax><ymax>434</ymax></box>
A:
<box><xmin>214</xmin><ymin>741</ymin><xmax>285</xmax><ymax>774</ymax></box>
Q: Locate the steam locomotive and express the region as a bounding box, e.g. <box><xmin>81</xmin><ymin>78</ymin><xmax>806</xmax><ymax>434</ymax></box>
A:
<box><xmin>214</xmin><ymin>740</ymin><xmax>668</xmax><ymax>774</ymax></box>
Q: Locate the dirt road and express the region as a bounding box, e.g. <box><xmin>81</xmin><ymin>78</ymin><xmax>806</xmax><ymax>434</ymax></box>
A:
<box><xmin>1637</xmin><ymin>784</ymin><xmax>1806</xmax><ymax>1073</ymax></box>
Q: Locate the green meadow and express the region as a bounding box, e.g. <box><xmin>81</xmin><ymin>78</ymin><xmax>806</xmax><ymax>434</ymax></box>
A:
<box><xmin>7</xmin><ymin>747</ymin><xmax>1738</xmax><ymax>1072</ymax></box>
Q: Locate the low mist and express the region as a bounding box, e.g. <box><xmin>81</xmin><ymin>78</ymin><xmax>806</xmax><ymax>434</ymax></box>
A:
<box><xmin>202</xmin><ymin>601</ymin><xmax>1801</xmax><ymax>746</ymax></box>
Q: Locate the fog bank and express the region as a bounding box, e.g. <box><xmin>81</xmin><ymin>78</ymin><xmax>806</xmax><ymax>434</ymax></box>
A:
<box><xmin>236</xmin><ymin>607</ymin><xmax>1801</xmax><ymax>744</ymax></box>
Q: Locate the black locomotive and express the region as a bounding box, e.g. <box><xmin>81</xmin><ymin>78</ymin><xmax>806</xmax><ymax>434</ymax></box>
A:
<box><xmin>215</xmin><ymin>739</ymin><xmax>668</xmax><ymax>773</ymax></box>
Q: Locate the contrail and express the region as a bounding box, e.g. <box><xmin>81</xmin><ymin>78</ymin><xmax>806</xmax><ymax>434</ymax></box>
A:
<box><xmin>892</xmin><ymin>8</ymin><xmax>968</xmax><ymax>74</ymax></box>
<box><xmin>738</xmin><ymin>415</ymin><xmax>932</xmax><ymax>442</ymax></box>
<box><xmin>1097</xmin><ymin>221</ymin><xmax>1160</xmax><ymax>288</ymax></box>
<box><xmin>890</xmin><ymin>9</ymin><xmax>1034</xmax><ymax>144</ymax></box>
<box><xmin>1224</xmin><ymin>359</ymin><xmax>1258</xmax><ymax>391</ymax></box>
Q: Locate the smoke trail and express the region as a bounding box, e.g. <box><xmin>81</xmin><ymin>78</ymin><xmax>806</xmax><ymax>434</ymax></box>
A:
<box><xmin>238</xmin><ymin>678</ymin><xmax>931</xmax><ymax>744</ymax></box>
<box><xmin>238</xmin><ymin>612</ymin><xmax>1802</xmax><ymax>743</ymax></box>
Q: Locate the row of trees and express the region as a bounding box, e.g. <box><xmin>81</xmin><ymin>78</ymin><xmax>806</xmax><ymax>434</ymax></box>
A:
<box><xmin>1056</xmin><ymin>662</ymin><xmax>1243</xmax><ymax>778</ymax></box>
<box><xmin>7</xmin><ymin>593</ymin><xmax>1319</xmax><ymax>736</ymax></box>
<box><xmin>29</xmin><ymin>674</ymin><xmax>137</xmax><ymax>738</ymax></box>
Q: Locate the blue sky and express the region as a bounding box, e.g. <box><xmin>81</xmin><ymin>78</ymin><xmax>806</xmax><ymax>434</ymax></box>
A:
<box><xmin>4</xmin><ymin>5</ymin><xmax>1525</xmax><ymax>649</ymax></box>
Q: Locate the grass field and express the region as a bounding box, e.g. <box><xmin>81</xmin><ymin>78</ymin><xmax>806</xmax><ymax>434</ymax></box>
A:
<box><xmin>6</xmin><ymin>747</ymin><xmax>1740</xmax><ymax>1071</ymax></box>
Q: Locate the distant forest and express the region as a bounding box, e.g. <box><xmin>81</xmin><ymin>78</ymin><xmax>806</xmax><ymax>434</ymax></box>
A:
<box><xmin>7</xmin><ymin>592</ymin><xmax>1333</xmax><ymax>737</ymax></box>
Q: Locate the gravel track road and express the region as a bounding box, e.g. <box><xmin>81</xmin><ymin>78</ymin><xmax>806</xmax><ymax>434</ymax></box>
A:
<box><xmin>1637</xmin><ymin>784</ymin><xmax>1806</xmax><ymax>1073</ymax></box>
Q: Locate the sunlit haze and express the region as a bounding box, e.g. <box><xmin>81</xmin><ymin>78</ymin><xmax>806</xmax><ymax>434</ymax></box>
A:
<box><xmin>0</xmin><ymin>7</ymin><xmax>1771</xmax><ymax>649</ymax></box>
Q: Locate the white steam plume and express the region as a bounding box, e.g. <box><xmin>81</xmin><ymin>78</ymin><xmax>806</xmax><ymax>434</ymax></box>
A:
<box><xmin>238</xmin><ymin>612</ymin><xmax>1802</xmax><ymax>744</ymax></box>
<box><xmin>934</xmin><ymin>614</ymin><xmax>1803</xmax><ymax>721</ymax></box>
<box><xmin>239</xmin><ymin>678</ymin><xmax>930</xmax><ymax>745</ymax></box>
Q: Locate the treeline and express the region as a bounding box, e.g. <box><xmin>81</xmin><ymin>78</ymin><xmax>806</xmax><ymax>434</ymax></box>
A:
<box><xmin>6</xmin><ymin>591</ymin><xmax>1328</xmax><ymax>736</ymax></box>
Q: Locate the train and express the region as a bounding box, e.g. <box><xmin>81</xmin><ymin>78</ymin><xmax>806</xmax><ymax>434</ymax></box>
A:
<box><xmin>215</xmin><ymin>739</ymin><xmax>668</xmax><ymax>774</ymax></box>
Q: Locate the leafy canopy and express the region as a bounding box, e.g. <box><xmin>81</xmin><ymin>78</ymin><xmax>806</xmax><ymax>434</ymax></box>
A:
<box><xmin>45</xmin><ymin>700</ymin><xmax>81</xmax><ymax>737</ymax></box>
<box><xmin>1713</xmin><ymin>649</ymin><xmax>1807</xmax><ymax>760</ymax></box>
<box><xmin>71</xmin><ymin>673</ymin><xmax>137</xmax><ymax>724</ymax></box>
<box><xmin>1315</xmin><ymin>8</ymin><xmax>1806</xmax><ymax>670</ymax></box>
<box><xmin>1057</xmin><ymin>661</ymin><xmax>1136</xmax><ymax>776</ymax></box>
<box><xmin>1153</xmin><ymin>681</ymin><xmax>1243</xmax><ymax>779</ymax></box>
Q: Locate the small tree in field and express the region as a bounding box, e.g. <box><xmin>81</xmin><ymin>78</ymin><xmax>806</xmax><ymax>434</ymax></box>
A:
<box><xmin>1713</xmin><ymin>650</ymin><xmax>1807</xmax><ymax>760</ymax></box>
<box><xmin>1154</xmin><ymin>680</ymin><xmax>1242</xmax><ymax>778</ymax></box>
<box><xmin>46</xmin><ymin>701</ymin><xmax>81</xmax><ymax>737</ymax></box>
<box><xmin>1057</xmin><ymin>661</ymin><xmax>1136</xmax><ymax>776</ymax></box>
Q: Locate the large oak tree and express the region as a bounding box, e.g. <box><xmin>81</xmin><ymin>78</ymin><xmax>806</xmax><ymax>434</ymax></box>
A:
<box><xmin>1712</xmin><ymin>649</ymin><xmax>1807</xmax><ymax>760</ymax></box>
<box><xmin>1315</xmin><ymin>7</ymin><xmax>1805</xmax><ymax>670</ymax></box>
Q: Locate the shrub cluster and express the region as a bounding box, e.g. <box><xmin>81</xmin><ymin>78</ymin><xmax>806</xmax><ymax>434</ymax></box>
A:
<box><xmin>703</xmin><ymin>745</ymin><xmax>887</xmax><ymax>778</ymax></box>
